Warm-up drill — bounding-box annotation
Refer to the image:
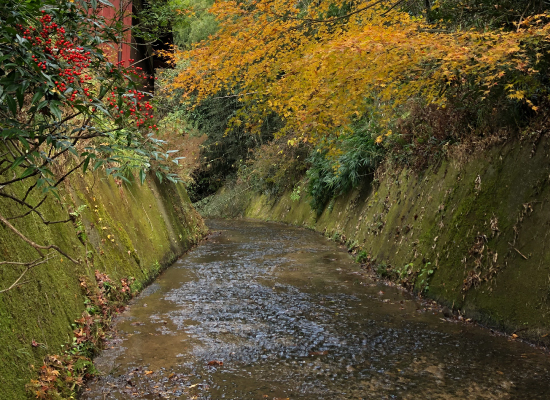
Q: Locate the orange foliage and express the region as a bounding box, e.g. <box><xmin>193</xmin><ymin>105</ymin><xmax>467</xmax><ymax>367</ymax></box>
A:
<box><xmin>171</xmin><ymin>0</ymin><xmax>550</xmax><ymax>144</ymax></box>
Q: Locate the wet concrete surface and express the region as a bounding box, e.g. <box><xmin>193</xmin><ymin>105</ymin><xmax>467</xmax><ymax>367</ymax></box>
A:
<box><xmin>82</xmin><ymin>219</ymin><xmax>550</xmax><ymax>399</ymax></box>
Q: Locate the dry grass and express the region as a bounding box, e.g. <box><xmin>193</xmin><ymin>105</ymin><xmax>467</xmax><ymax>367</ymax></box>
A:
<box><xmin>155</xmin><ymin>122</ymin><xmax>207</xmax><ymax>185</ymax></box>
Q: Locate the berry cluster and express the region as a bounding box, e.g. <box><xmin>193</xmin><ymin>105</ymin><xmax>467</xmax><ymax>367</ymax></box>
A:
<box><xmin>17</xmin><ymin>11</ymin><xmax>158</xmax><ymax>130</ymax></box>
<box><xmin>18</xmin><ymin>12</ymin><xmax>94</xmax><ymax>103</ymax></box>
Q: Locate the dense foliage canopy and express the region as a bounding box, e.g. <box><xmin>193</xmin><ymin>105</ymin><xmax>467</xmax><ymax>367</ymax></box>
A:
<box><xmin>174</xmin><ymin>0</ymin><xmax>550</xmax><ymax>142</ymax></box>
<box><xmin>164</xmin><ymin>0</ymin><xmax>550</xmax><ymax>205</ymax></box>
<box><xmin>0</xmin><ymin>0</ymin><xmax>183</xmax><ymax>291</ymax></box>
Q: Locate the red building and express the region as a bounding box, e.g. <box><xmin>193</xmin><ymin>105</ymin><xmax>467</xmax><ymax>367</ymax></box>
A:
<box><xmin>98</xmin><ymin>0</ymin><xmax>173</xmax><ymax>92</ymax></box>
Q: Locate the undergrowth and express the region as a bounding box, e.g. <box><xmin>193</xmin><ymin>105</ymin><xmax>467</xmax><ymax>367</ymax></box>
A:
<box><xmin>26</xmin><ymin>271</ymin><xmax>135</xmax><ymax>399</ymax></box>
<box><xmin>307</xmin><ymin>117</ymin><xmax>383</xmax><ymax>215</ymax></box>
<box><xmin>238</xmin><ymin>136</ymin><xmax>310</xmax><ymax>197</ymax></box>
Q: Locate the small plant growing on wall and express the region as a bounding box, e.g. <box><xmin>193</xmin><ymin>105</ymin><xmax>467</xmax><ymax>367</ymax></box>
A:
<box><xmin>290</xmin><ymin>185</ymin><xmax>302</xmax><ymax>202</ymax></box>
<box><xmin>70</xmin><ymin>205</ymin><xmax>88</xmax><ymax>244</ymax></box>
<box><xmin>0</xmin><ymin>0</ymin><xmax>182</xmax><ymax>293</ymax></box>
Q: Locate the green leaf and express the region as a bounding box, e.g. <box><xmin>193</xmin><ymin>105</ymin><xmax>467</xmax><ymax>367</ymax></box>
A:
<box><xmin>82</xmin><ymin>157</ymin><xmax>90</xmax><ymax>174</ymax></box>
<box><xmin>37</xmin><ymin>167</ymin><xmax>55</xmax><ymax>177</ymax></box>
<box><xmin>139</xmin><ymin>169</ymin><xmax>146</xmax><ymax>184</ymax></box>
<box><xmin>166</xmin><ymin>175</ymin><xmax>177</xmax><ymax>184</ymax></box>
<box><xmin>10</xmin><ymin>156</ymin><xmax>26</xmax><ymax>169</ymax></box>
<box><xmin>94</xmin><ymin>104</ymin><xmax>111</xmax><ymax>116</ymax></box>
<box><xmin>44</xmin><ymin>186</ymin><xmax>61</xmax><ymax>200</ymax></box>
<box><xmin>20</xmin><ymin>166</ymin><xmax>36</xmax><ymax>179</ymax></box>
<box><xmin>16</xmin><ymin>87</ymin><xmax>24</xmax><ymax>108</ymax></box>
<box><xmin>36</xmin><ymin>178</ymin><xmax>46</xmax><ymax>189</ymax></box>
<box><xmin>31</xmin><ymin>90</ymin><xmax>44</xmax><ymax>106</ymax></box>
<box><xmin>19</xmin><ymin>136</ymin><xmax>30</xmax><ymax>151</ymax></box>
<box><xmin>50</xmin><ymin>103</ymin><xmax>62</xmax><ymax>120</ymax></box>
<box><xmin>37</xmin><ymin>100</ymin><xmax>49</xmax><ymax>111</ymax></box>
<box><xmin>99</xmin><ymin>85</ymin><xmax>108</xmax><ymax>98</ymax></box>
<box><xmin>6</xmin><ymin>96</ymin><xmax>17</xmax><ymax>116</ymax></box>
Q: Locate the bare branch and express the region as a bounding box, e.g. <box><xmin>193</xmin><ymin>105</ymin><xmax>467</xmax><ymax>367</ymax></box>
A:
<box><xmin>267</xmin><ymin>0</ymin><xmax>387</xmax><ymax>24</ymax></box>
<box><xmin>0</xmin><ymin>253</ymin><xmax>56</xmax><ymax>293</ymax></box>
<box><xmin>0</xmin><ymin>212</ymin><xmax>80</xmax><ymax>263</ymax></box>
<box><xmin>0</xmin><ymin>192</ymin><xmax>73</xmax><ymax>225</ymax></box>
<box><xmin>54</xmin><ymin>159</ymin><xmax>85</xmax><ymax>188</ymax></box>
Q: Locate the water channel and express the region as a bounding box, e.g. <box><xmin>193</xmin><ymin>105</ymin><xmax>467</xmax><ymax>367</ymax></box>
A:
<box><xmin>82</xmin><ymin>219</ymin><xmax>550</xmax><ymax>399</ymax></box>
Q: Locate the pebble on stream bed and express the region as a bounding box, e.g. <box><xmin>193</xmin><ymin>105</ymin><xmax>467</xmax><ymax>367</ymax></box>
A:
<box><xmin>82</xmin><ymin>220</ymin><xmax>550</xmax><ymax>400</ymax></box>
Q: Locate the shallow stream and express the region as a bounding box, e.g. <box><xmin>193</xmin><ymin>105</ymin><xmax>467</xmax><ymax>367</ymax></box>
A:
<box><xmin>82</xmin><ymin>219</ymin><xmax>550</xmax><ymax>399</ymax></box>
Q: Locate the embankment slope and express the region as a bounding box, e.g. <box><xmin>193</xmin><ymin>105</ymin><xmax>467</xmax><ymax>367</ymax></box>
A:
<box><xmin>201</xmin><ymin>139</ymin><xmax>550</xmax><ymax>342</ymax></box>
<box><xmin>0</xmin><ymin>171</ymin><xmax>206</xmax><ymax>398</ymax></box>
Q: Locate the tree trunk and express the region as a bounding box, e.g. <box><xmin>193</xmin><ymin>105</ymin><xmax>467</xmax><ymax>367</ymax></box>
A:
<box><xmin>425</xmin><ymin>0</ymin><xmax>431</xmax><ymax>23</ymax></box>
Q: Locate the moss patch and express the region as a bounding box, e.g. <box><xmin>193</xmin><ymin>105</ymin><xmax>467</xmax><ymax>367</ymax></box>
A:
<box><xmin>201</xmin><ymin>138</ymin><xmax>550</xmax><ymax>344</ymax></box>
<box><xmin>0</xmin><ymin>171</ymin><xmax>206</xmax><ymax>399</ymax></box>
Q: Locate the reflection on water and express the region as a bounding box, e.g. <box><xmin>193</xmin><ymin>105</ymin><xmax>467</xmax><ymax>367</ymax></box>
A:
<box><xmin>82</xmin><ymin>219</ymin><xmax>550</xmax><ymax>399</ymax></box>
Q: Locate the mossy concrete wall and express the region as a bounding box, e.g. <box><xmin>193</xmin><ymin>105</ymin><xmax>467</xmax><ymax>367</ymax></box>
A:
<box><xmin>202</xmin><ymin>139</ymin><xmax>550</xmax><ymax>343</ymax></box>
<box><xmin>0</xmin><ymin>171</ymin><xmax>206</xmax><ymax>399</ymax></box>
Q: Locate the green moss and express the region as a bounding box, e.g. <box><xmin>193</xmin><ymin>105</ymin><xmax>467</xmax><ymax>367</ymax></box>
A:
<box><xmin>202</xmin><ymin>138</ymin><xmax>550</xmax><ymax>343</ymax></box>
<box><xmin>0</xmin><ymin>171</ymin><xmax>206</xmax><ymax>398</ymax></box>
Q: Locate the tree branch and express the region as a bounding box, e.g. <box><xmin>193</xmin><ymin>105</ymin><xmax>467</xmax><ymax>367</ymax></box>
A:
<box><xmin>0</xmin><ymin>212</ymin><xmax>80</xmax><ymax>264</ymax></box>
<box><xmin>267</xmin><ymin>0</ymin><xmax>387</xmax><ymax>24</ymax></box>
<box><xmin>0</xmin><ymin>254</ymin><xmax>56</xmax><ymax>293</ymax></box>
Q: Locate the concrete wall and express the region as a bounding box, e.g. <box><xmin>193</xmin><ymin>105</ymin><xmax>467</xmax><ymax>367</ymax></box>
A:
<box><xmin>201</xmin><ymin>139</ymin><xmax>550</xmax><ymax>344</ymax></box>
<box><xmin>0</xmin><ymin>170</ymin><xmax>206</xmax><ymax>398</ymax></box>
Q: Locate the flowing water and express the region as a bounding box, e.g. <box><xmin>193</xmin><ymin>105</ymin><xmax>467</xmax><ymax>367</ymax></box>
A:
<box><xmin>82</xmin><ymin>219</ymin><xmax>550</xmax><ymax>399</ymax></box>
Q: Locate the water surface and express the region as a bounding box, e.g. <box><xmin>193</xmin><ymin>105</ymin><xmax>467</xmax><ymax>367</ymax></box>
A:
<box><xmin>82</xmin><ymin>219</ymin><xmax>550</xmax><ymax>399</ymax></box>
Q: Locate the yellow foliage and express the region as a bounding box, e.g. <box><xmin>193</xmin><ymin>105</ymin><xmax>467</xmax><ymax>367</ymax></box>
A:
<box><xmin>170</xmin><ymin>0</ymin><xmax>550</xmax><ymax>143</ymax></box>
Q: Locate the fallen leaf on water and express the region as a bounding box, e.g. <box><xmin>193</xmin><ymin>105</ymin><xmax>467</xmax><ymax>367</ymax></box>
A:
<box><xmin>512</xmin><ymin>334</ymin><xmax>518</xmax><ymax>339</ymax></box>
<box><xmin>207</xmin><ymin>360</ymin><xmax>223</xmax><ymax>366</ymax></box>
<box><xmin>145</xmin><ymin>370</ymin><xmax>154</xmax><ymax>375</ymax></box>
<box><xmin>497</xmin><ymin>371</ymin><xmax>504</xmax><ymax>375</ymax></box>
<box><xmin>309</xmin><ymin>350</ymin><xmax>329</xmax><ymax>356</ymax></box>
<box><xmin>541</xmin><ymin>333</ymin><xmax>548</xmax><ymax>338</ymax></box>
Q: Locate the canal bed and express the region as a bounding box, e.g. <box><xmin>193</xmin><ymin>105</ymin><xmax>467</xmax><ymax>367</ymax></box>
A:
<box><xmin>82</xmin><ymin>219</ymin><xmax>550</xmax><ymax>399</ymax></box>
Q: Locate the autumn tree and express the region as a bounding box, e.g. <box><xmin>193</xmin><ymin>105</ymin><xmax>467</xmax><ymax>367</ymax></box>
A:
<box><xmin>0</xmin><ymin>0</ymin><xmax>183</xmax><ymax>292</ymax></box>
<box><xmin>159</xmin><ymin>0</ymin><xmax>550</xmax><ymax>209</ymax></box>
<box><xmin>171</xmin><ymin>0</ymin><xmax>550</xmax><ymax>144</ymax></box>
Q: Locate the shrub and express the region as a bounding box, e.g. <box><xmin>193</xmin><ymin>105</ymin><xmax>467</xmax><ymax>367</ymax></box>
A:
<box><xmin>307</xmin><ymin>117</ymin><xmax>383</xmax><ymax>215</ymax></box>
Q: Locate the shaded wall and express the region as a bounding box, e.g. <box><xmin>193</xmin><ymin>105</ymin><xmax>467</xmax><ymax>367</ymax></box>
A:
<box><xmin>201</xmin><ymin>139</ymin><xmax>550</xmax><ymax>343</ymax></box>
<box><xmin>0</xmin><ymin>171</ymin><xmax>206</xmax><ymax>398</ymax></box>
